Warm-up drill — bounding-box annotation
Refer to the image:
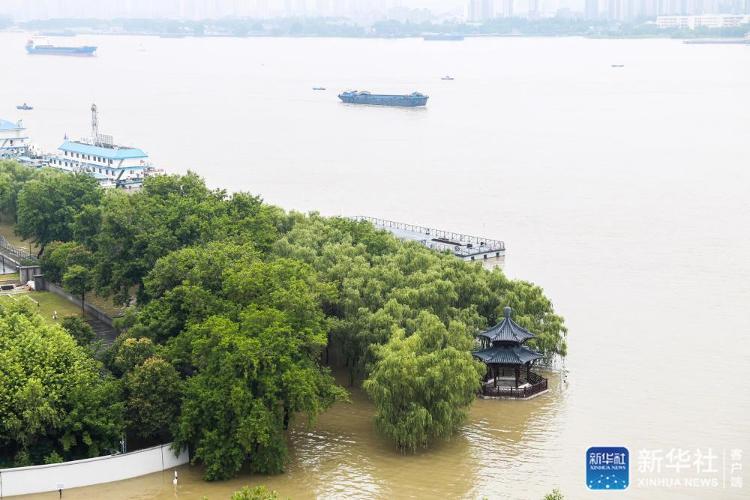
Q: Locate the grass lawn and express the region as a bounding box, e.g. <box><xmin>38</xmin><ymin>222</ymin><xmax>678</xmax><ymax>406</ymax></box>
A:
<box><xmin>0</xmin><ymin>291</ymin><xmax>82</xmax><ymax>325</ymax></box>
<box><xmin>86</xmin><ymin>291</ymin><xmax>125</xmax><ymax>317</ymax></box>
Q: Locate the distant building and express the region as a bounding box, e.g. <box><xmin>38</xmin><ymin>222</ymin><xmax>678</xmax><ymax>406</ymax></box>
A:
<box><xmin>499</xmin><ymin>0</ymin><xmax>514</xmax><ymax>17</ymax></box>
<box><xmin>528</xmin><ymin>0</ymin><xmax>540</xmax><ymax>18</ymax></box>
<box><xmin>609</xmin><ymin>0</ymin><xmax>620</xmax><ymax>19</ymax></box>
<box><xmin>656</xmin><ymin>13</ymin><xmax>750</xmax><ymax>26</ymax></box>
<box><xmin>585</xmin><ymin>0</ymin><xmax>600</xmax><ymax>19</ymax></box>
<box><xmin>468</xmin><ymin>0</ymin><xmax>494</xmax><ymax>22</ymax></box>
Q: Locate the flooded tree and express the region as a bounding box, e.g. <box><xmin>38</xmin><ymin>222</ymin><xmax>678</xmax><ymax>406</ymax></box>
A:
<box><xmin>363</xmin><ymin>312</ymin><xmax>484</xmax><ymax>451</ymax></box>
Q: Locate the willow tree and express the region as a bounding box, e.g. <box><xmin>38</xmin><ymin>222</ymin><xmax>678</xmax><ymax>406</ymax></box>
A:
<box><xmin>363</xmin><ymin>312</ymin><xmax>485</xmax><ymax>452</ymax></box>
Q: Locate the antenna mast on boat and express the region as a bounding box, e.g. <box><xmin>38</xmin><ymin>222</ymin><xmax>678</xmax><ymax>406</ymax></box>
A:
<box><xmin>91</xmin><ymin>103</ymin><xmax>99</xmax><ymax>145</ymax></box>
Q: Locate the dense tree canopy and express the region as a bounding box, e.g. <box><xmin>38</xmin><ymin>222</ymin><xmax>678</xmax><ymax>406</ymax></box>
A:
<box><xmin>128</xmin><ymin>242</ymin><xmax>346</xmax><ymax>479</ymax></box>
<box><xmin>40</xmin><ymin>241</ymin><xmax>94</xmax><ymax>284</ymax></box>
<box><xmin>123</xmin><ymin>356</ymin><xmax>182</xmax><ymax>443</ymax></box>
<box><xmin>0</xmin><ymin>299</ymin><xmax>123</xmax><ymax>467</ymax></box>
<box><xmin>0</xmin><ymin>164</ymin><xmax>567</xmax><ymax>478</ymax></box>
<box><xmin>16</xmin><ymin>171</ymin><xmax>101</xmax><ymax>256</ymax></box>
<box><xmin>0</xmin><ymin>160</ymin><xmax>39</xmax><ymax>223</ymax></box>
<box><xmin>60</xmin><ymin>315</ymin><xmax>95</xmax><ymax>346</ymax></box>
<box><xmin>90</xmin><ymin>173</ymin><xmax>282</xmax><ymax>304</ymax></box>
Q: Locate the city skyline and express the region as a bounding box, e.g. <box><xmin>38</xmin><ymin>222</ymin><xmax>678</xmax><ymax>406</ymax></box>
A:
<box><xmin>0</xmin><ymin>0</ymin><xmax>748</xmax><ymax>21</ymax></box>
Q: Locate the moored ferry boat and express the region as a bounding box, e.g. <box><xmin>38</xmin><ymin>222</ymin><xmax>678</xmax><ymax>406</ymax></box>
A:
<box><xmin>0</xmin><ymin>119</ymin><xmax>30</xmax><ymax>159</ymax></box>
<box><xmin>25</xmin><ymin>39</ymin><xmax>97</xmax><ymax>56</ymax></box>
<box><xmin>0</xmin><ymin>118</ymin><xmax>44</xmax><ymax>166</ymax></box>
<box><xmin>338</xmin><ymin>91</ymin><xmax>428</xmax><ymax>107</ymax></box>
<box><xmin>46</xmin><ymin>104</ymin><xmax>161</xmax><ymax>189</ymax></box>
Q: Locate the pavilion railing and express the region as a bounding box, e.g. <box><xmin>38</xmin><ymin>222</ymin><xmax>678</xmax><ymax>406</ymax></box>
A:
<box><xmin>481</xmin><ymin>374</ymin><xmax>548</xmax><ymax>399</ymax></box>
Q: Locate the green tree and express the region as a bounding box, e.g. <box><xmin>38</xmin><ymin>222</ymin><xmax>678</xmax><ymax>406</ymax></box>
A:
<box><xmin>71</xmin><ymin>204</ymin><xmax>102</xmax><ymax>250</ymax></box>
<box><xmin>173</xmin><ymin>309</ymin><xmax>345</xmax><ymax>480</ymax></box>
<box><xmin>0</xmin><ymin>298</ymin><xmax>123</xmax><ymax>465</ymax></box>
<box><xmin>60</xmin><ymin>315</ymin><xmax>95</xmax><ymax>345</ymax></box>
<box><xmin>0</xmin><ymin>160</ymin><xmax>39</xmax><ymax>222</ymax></box>
<box><xmin>363</xmin><ymin>312</ymin><xmax>484</xmax><ymax>452</ymax></box>
<box><xmin>231</xmin><ymin>485</ymin><xmax>280</xmax><ymax>500</ymax></box>
<box><xmin>90</xmin><ymin>173</ymin><xmax>228</xmax><ymax>304</ymax></box>
<box><xmin>40</xmin><ymin>241</ymin><xmax>93</xmax><ymax>283</ymax></box>
<box><xmin>543</xmin><ymin>489</ymin><xmax>565</xmax><ymax>500</ymax></box>
<box><xmin>112</xmin><ymin>337</ymin><xmax>157</xmax><ymax>374</ymax></box>
<box><xmin>124</xmin><ymin>357</ymin><xmax>182</xmax><ymax>442</ymax></box>
<box><xmin>62</xmin><ymin>264</ymin><xmax>93</xmax><ymax>316</ymax></box>
<box><xmin>16</xmin><ymin>171</ymin><xmax>101</xmax><ymax>256</ymax></box>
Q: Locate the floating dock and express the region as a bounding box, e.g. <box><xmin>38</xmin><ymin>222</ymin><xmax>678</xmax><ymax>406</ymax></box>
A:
<box><xmin>353</xmin><ymin>216</ymin><xmax>505</xmax><ymax>262</ymax></box>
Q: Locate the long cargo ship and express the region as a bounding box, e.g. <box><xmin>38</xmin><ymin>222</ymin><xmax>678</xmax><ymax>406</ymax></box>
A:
<box><xmin>338</xmin><ymin>90</ymin><xmax>428</xmax><ymax>107</ymax></box>
<box><xmin>25</xmin><ymin>39</ymin><xmax>97</xmax><ymax>56</ymax></box>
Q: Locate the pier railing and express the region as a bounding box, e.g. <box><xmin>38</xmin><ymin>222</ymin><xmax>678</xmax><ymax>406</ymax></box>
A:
<box><xmin>481</xmin><ymin>375</ymin><xmax>548</xmax><ymax>399</ymax></box>
<box><xmin>352</xmin><ymin>216</ymin><xmax>505</xmax><ymax>255</ymax></box>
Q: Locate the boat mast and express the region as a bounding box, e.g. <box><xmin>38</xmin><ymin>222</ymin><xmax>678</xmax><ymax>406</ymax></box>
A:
<box><xmin>91</xmin><ymin>103</ymin><xmax>99</xmax><ymax>145</ymax></box>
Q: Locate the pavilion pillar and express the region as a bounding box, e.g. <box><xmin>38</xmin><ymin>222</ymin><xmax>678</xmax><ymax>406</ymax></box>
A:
<box><xmin>515</xmin><ymin>366</ymin><xmax>520</xmax><ymax>388</ymax></box>
<box><xmin>493</xmin><ymin>365</ymin><xmax>497</xmax><ymax>387</ymax></box>
<box><xmin>526</xmin><ymin>362</ymin><xmax>530</xmax><ymax>381</ymax></box>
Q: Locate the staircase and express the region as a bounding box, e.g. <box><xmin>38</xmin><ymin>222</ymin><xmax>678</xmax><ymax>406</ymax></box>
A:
<box><xmin>86</xmin><ymin>314</ymin><xmax>118</xmax><ymax>347</ymax></box>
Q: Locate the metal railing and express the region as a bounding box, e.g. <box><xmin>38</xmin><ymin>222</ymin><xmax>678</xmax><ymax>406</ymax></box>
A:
<box><xmin>0</xmin><ymin>234</ymin><xmax>36</xmax><ymax>264</ymax></box>
<box><xmin>352</xmin><ymin>216</ymin><xmax>505</xmax><ymax>256</ymax></box>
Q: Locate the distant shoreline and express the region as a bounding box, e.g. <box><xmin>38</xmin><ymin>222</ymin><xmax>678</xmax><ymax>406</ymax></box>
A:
<box><xmin>3</xmin><ymin>28</ymin><xmax>746</xmax><ymax>42</ymax></box>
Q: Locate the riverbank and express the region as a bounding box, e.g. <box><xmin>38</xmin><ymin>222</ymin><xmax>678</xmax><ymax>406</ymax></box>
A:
<box><xmin>7</xmin><ymin>15</ymin><xmax>749</xmax><ymax>41</ymax></box>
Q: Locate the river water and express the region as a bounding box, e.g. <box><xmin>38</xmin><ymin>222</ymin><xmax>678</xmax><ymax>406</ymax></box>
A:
<box><xmin>3</xmin><ymin>33</ymin><xmax>749</xmax><ymax>499</ymax></box>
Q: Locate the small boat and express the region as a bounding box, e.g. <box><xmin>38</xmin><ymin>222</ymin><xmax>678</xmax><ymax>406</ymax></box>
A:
<box><xmin>441</xmin><ymin>76</ymin><xmax>454</xmax><ymax>81</ymax></box>
<box><xmin>16</xmin><ymin>103</ymin><xmax>33</xmax><ymax>111</ymax></box>
<box><xmin>611</xmin><ymin>64</ymin><xmax>624</xmax><ymax>68</ymax></box>
<box><xmin>312</xmin><ymin>87</ymin><xmax>326</xmax><ymax>91</ymax></box>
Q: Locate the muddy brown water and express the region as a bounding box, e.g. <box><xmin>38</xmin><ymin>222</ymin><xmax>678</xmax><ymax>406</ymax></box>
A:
<box><xmin>4</xmin><ymin>33</ymin><xmax>749</xmax><ymax>499</ymax></box>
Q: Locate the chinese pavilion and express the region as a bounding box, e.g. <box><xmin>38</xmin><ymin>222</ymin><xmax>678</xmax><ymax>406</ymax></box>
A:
<box><xmin>473</xmin><ymin>306</ymin><xmax>548</xmax><ymax>399</ymax></box>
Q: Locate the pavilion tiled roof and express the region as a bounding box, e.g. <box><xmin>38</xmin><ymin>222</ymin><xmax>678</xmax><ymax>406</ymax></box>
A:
<box><xmin>472</xmin><ymin>344</ymin><xmax>543</xmax><ymax>365</ymax></box>
<box><xmin>477</xmin><ymin>306</ymin><xmax>535</xmax><ymax>344</ymax></box>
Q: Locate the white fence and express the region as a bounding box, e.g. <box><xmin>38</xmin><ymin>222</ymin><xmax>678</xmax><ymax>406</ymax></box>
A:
<box><xmin>0</xmin><ymin>443</ymin><xmax>189</xmax><ymax>497</ymax></box>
